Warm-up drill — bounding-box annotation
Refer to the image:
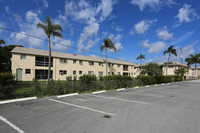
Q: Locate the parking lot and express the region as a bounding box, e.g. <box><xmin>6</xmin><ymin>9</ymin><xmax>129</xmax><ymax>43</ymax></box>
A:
<box><xmin>1</xmin><ymin>80</ymin><xmax>200</xmax><ymax>133</ymax></box>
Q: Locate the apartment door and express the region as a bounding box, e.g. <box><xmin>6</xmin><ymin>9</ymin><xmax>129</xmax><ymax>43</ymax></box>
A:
<box><xmin>16</xmin><ymin>68</ymin><xmax>22</xmax><ymax>81</ymax></box>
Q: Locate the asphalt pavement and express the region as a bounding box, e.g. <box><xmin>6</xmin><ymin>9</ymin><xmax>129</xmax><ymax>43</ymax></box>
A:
<box><xmin>1</xmin><ymin>80</ymin><xmax>200</xmax><ymax>133</ymax></box>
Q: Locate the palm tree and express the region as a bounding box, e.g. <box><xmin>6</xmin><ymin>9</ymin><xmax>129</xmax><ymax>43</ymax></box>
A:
<box><xmin>136</xmin><ymin>54</ymin><xmax>145</xmax><ymax>70</ymax></box>
<box><xmin>163</xmin><ymin>45</ymin><xmax>177</xmax><ymax>75</ymax></box>
<box><xmin>37</xmin><ymin>16</ymin><xmax>63</xmax><ymax>84</ymax></box>
<box><xmin>0</xmin><ymin>39</ymin><xmax>5</xmax><ymax>46</ymax></box>
<box><xmin>185</xmin><ymin>54</ymin><xmax>200</xmax><ymax>79</ymax></box>
<box><xmin>100</xmin><ymin>39</ymin><xmax>117</xmax><ymax>76</ymax></box>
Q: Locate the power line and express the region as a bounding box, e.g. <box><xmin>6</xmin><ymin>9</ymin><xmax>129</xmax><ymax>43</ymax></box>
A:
<box><xmin>0</xmin><ymin>26</ymin><xmax>124</xmax><ymax>61</ymax></box>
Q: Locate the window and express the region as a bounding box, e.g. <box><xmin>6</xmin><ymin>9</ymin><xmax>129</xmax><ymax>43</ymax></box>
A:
<box><xmin>99</xmin><ymin>62</ymin><xmax>103</xmax><ymax>66</ymax></box>
<box><xmin>35</xmin><ymin>56</ymin><xmax>53</xmax><ymax>67</ymax></box>
<box><xmin>108</xmin><ymin>63</ymin><xmax>111</xmax><ymax>67</ymax></box>
<box><xmin>99</xmin><ymin>71</ymin><xmax>103</xmax><ymax>76</ymax></box>
<box><xmin>169</xmin><ymin>66</ymin><xmax>174</xmax><ymax>68</ymax></box>
<box><xmin>89</xmin><ymin>61</ymin><xmax>94</xmax><ymax>66</ymax></box>
<box><xmin>88</xmin><ymin>71</ymin><xmax>94</xmax><ymax>75</ymax></box>
<box><xmin>131</xmin><ymin>72</ymin><xmax>133</xmax><ymax>75</ymax></box>
<box><xmin>79</xmin><ymin>60</ymin><xmax>83</xmax><ymax>65</ymax></box>
<box><xmin>117</xmin><ymin>72</ymin><xmax>120</xmax><ymax>75</ymax></box>
<box><xmin>59</xmin><ymin>70</ymin><xmax>67</xmax><ymax>75</ymax></box>
<box><xmin>112</xmin><ymin>72</ymin><xmax>114</xmax><ymax>75</ymax></box>
<box><xmin>108</xmin><ymin>72</ymin><xmax>111</xmax><ymax>75</ymax></box>
<box><xmin>25</xmin><ymin>69</ymin><xmax>31</xmax><ymax>74</ymax></box>
<box><xmin>79</xmin><ymin>71</ymin><xmax>82</xmax><ymax>75</ymax></box>
<box><xmin>73</xmin><ymin>70</ymin><xmax>76</xmax><ymax>75</ymax></box>
<box><xmin>117</xmin><ymin>64</ymin><xmax>120</xmax><ymax>68</ymax></box>
<box><xmin>73</xmin><ymin>60</ymin><xmax>76</xmax><ymax>64</ymax></box>
<box><xmin>60</xmin><ymin>58</ymin><xmax>67</xmax><ymax>63</ymax></box>
<box><xmin>112</xmin><ymin>64</ymin><xmax>114</xmax><ymax>67</ymax></box>
<box><xmin>35</xmin><ymin>69</ymin><xmax>53</xmax><ymax>80</ymax></box>
<box><xmin>21</xmin><ymin>54</ymin><xmax>26</xmax><ymax>60</ymax></box>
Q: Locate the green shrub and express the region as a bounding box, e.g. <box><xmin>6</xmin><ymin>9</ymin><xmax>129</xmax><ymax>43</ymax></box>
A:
<box><xmin>79</xmin><ymin>74</ymin><xmax>97</xmax><ymax>83</ymax></box>
<box><xmin>136</xmin><ymin>75</ymin><xmax>185</xmax><ymax>85</ymax></box>
<box><xmin>0</xmin><ymin>73</ymin><xmax>16</xmax><ymax>99</ymax></box>
<box><xmin>66</xmin><ymin>76</ymin><xmax>72</xmax><ymax>81</ymax></box>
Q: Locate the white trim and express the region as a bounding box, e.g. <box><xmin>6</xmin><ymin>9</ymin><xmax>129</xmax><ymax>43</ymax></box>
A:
<box><xmin>92</xmin><ymin>90</ymin><xmax>106</xmax><ymax>94</ymax></box>
<box><xmin>57</xmin><ymin>93</ymin><xmax>78</xmax><ymax>98</ymax></box>
<box><xmin>0</xmin><ymin>97</ymin><xmax>37</xmax><ymax>105</ymax></box>
<box><xmin>49</xmin><ymin>99</ymin><xmax>115</xmax><ymax>116</ymax></box>
<box><xmin>116</xmin><ymin>88</ymin><xmax>125</xmax><ymax>91</ymax></box>
<box><xmin>0</xmin><ymin>115</ymin><xmax>25</xmax><ymax>133</ymax></box>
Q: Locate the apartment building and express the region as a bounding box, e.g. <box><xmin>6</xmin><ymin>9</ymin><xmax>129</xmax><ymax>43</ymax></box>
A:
<box><xmin>11</xmin><ymin>47</ymin><xmax>135</xmax><ymax>81</ymax></box>
<box><xmin>134</xmin><ymin>62</ymin><xmax>189</xmax><ymax>76</ymax></box>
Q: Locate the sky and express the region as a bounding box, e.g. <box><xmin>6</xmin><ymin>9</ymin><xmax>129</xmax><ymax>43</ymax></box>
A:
<box><xmin>0</xmin><ymin>0</ymin><xmax>200</xmax><ymax>65</ymax></box>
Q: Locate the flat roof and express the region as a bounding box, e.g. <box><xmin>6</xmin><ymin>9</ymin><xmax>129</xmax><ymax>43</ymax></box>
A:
<box><xmin>11</xmin><ymin>47</ymin><xmax>135</xmax><ymax>65</ymax></box>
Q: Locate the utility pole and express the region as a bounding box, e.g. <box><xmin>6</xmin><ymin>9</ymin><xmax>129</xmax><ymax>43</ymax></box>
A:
<box><xmin>181</xmin><ymin>48</ymin><xmax>184</xmax><ymax>81</ymax></box>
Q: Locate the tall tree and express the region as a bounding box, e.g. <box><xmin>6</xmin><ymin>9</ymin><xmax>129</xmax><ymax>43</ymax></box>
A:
<box><xmin>185</xmin><ymin>54</ymin><xmax>200</xmax><ymax>79</ymax></box>
<box><xmin>37</xmin><ymin>16</ymin><xmax>63</xmax><ymax>84</ymax></box>
<box><xmin>140</xmin><ymin>62</ymin><xmax>162</xmax><ymax>76</ymax></box>
<box><xmin>100</xmin><ymin>39</ymin><xmax>117</xmax><ymax>76</ymax></box>
<box><xmin>136</xmin><ymin>54</ymin><xmax>145</xmax><ymax>70</ymax></box>
<box><xmin>0</xmin><ymin>39</ymin><xmax>5</xmax><ymax>46</ymax></box>
<box><xmin>163</xmin><ymin>45</ymin><xmax>177</xmax><ymax>75</ymax></box>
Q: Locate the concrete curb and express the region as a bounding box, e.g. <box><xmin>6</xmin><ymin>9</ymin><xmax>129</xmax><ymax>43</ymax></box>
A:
<box><xmin>0</xmin><ymin>97</ymin><xmax>37</xmax><ymax>105</ymax></box>
<box><xmin>92</xmin><ymin>90</ymin><xmax>106</xmax><ymax>94</ymax></box>
<box><xmin>57</xmin><ymin>93</ymin><xmax>78</xmax><ymax>98</ymax></box>
<box><xmin>116</xmin><ymin>88</ymin><xmax>125</xmax><ymax>91</ymax></box>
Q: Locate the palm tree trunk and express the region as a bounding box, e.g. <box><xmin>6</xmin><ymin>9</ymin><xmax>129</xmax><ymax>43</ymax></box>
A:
<box><xmin>140</xmin><ymin>58</ymin><xmax>142</xmax><ymax>70</ymax></box>
<box><xmin>106</xmin><ymin>48</ymin><xmax>107</xmax><ymax>76</ymax></box>
<box><xmin>166</xmin><ymin>53</ymin><xmax>170</xmax><ymax>76</ymax></box>
<box><xmin>195</xmin><ymin>63</ymin><xmax>197</xmax><ymax>79</ymax></box>
<box><xmin>47</xmin><ymin>36</ymin><xmax>51</xmax><ymax>85</ymax></box>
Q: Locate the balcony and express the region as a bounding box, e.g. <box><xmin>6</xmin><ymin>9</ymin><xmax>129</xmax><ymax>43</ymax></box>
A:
<box><xmin>123</xmin><ymin>65</ymin><xmax>128</xmax><ymax>71</ymax></box>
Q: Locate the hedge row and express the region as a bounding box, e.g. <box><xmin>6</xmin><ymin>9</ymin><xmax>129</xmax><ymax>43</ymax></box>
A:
<box><xmin>136</xmin><ymin>75</ymin><xmax>186</xmax><ymax>85</ymax></box>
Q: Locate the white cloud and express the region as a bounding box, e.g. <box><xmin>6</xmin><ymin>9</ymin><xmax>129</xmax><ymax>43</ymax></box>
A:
<box><xmin>148</xmin><ymin>41</ymin><xmax>166</xmax><ymax>53</ymax></box>
<box><xmin>10</xmin><ymin>11</ymin><xmax>45</xmax><ymax>48</ymax></box>
<box><xmin>131</xmin><ymin>0</ymin><xmax>178</xmax><ymax>11</ymax></box>
<box><xmin>97</xmin><ymin>0</ymin><xmax>116</xmax><ymax>21</ymax></box>
<box><xmin>65</xmin><ymin>0</ymin><xmax>117</xmax><ymax>52</ymax></box>
<box><xmin>78</xmin><ymin>17</ymin><xmax>99</xmax><ymax>52</ymax></box>
<box><xmin>42</xmin><ymin>0</ymin><xmax>48</xmax><ymax>9</ymax></box>
<box><xmin>173</xmin><ymin>30</ymin><xmax>195</xmax><ymax>45</ymax></box>
<box><xmin>152</xmin><ymin>41</ymin><xmax>198</xmax><ymax>63</ymax></box>
<box><xmin>108</xmin><ymin>34</ymin><xmax>123</xmax><ymax>52</ymax></box>
<box><xmin>5</xmin><ymin>6</ymin><xmax>10</xmax><ymax>14</ymax></box>
<box><xmin>131</xmin><ymin>0</ymin><xmax>160</xmax><ymax>11</ymax></box>
<box><xmin>0</xmin><ymin>21</ymin><xmax>6</xmax><ymax>33</ymax></box>
<box><xmin>157</xmin><ymin>26</ymin><xmax>173</xmax><ymax>40</ymax></box>
<box><xmin>115</xmin><ymin>26</ymin><xmax>123</xmax><ymax>32</ymax></box>
<box><xmin>174</xmin><ymin>4</ymin><xmax>199</xmax><ymax>27</ymax></box>
<box><xmin>102</xmin><ymin>31</ymin><xmax>108</xmax><ymax>38</ymax></box>
<box><xmin>52</xmin><ymin>38</ymin><xmax>72</xmax><ymax>51</ymax></box>
<box><xmin>131</xmin><ymin>19</ymin><xmax>157</xmax><ymax>34</ymax></box>
<box><xmin>139</xmin><ymin>39</ymin><xmax>150</xmax><ymax>48</ymax></box>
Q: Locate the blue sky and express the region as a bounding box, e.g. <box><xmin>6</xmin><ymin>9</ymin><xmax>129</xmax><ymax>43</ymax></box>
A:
<box><xmin>0</xmin><ymin>0</ymin><xmax>200</xmax><ymax>65</ymax></box>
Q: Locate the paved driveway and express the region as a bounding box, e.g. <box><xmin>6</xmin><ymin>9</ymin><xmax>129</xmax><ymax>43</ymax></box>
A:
<box><xmin>1</xmin><ymin>81</ymin><xmax>200</xmax><ymax>133</ymax></box>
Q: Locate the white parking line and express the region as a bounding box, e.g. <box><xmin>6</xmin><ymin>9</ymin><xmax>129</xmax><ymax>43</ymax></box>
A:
<box><xmin>0</xmin><ymin>115</ymin><xmax>25</xmax><ymax>133</ymax></box>
<box><xmin>49</xmin><ymin>99</ymin><xmax>115</xmax><ymax>116</ymax></box>
<box><xmin>133</xmin><ymin>93</ymin><xmax>165</xmax><ymax>98</ymax></box>
<box><xmin>86</xmin><ymin>94</ymin><xmax>149</xmax><ymax>105</ymax></box>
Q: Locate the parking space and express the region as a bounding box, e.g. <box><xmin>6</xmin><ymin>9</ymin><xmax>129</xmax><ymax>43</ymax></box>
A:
<box><xmin>1</xmin><ymin>80</ymin><xmax>200</xmax><ymax>133</ymax></box>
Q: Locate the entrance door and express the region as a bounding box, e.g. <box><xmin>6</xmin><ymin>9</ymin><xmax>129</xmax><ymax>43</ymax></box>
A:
<box><xmin>16</xmin><ymin>68</ymin><xmax>22</xmax><ymax>81</ymax></box>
